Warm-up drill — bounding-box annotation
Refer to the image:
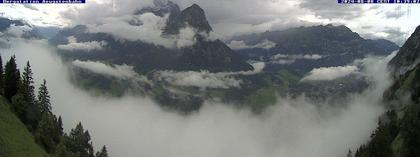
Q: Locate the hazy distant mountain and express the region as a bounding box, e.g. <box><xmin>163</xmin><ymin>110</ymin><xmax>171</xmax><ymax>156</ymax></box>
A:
<box><xmin>231</xmin><ymin>24</ymin><xmax>398</xmax><ymax>57</ymax></box>
<box><xmin>0</xmin><ymin>17</ymin><xmax>25</xmax><ymax>31</ymax></box>
<box><xmin>229</xmin><ymin>25</ymin><xmax>399</xmax><ymax>74</ymax></box>
<box><xmin>0</xmin><ymin>17</ymin><xmax>43</xmax><ymax>42</ymax></box>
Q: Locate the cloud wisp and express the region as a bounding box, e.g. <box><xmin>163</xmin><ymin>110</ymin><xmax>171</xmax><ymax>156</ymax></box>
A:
<box><xmin>302</xmin><ymin>65</ymin><xmax>359</xmax><ymax>81</ymax></box>
<box><xmin>228</xmin><ymin>39</ymin><xmax>276</xmax><ymax>50</ymax></box>
<box><xmin>58</xmin><ymin>36</ymin><xmax>107</xmax><ymax>52</ymax></box>
<box><xmin>154</xmin><ymin>62</ymin><xmax>265</xmax><ymax>89</ymax></box>
<box><xmin>57</xmin><ymin>36</ymin><xmax>108</xmax><ymax>52</ymax></box>
<box><xmin>2</xmin><ymin>38</ymin><xmax>393</xmax><ymax>157</ymax></box>
<box><xmin>71</xmin><ymin>60</ymin><xmax>137</xmax><ymax>79</ymax></box>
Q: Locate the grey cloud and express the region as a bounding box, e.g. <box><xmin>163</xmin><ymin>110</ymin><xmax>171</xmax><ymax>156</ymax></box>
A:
<box><xmin>86</xmin><ymin>13</ymin><xmax>199</xmax><ymax>49</ymax></box>
<box><xmin>383</xmin><ymin>27</ymin><xmax>407</xmax><ymax>45</ymax></box>
<box><xmin>228</xmin><ymin>39</ymin><xmax>276</xmax><ymax>50</ymax></box>
<box><xmin>299</xmin><ymin>0</ymin><xmax>363</xmax><ymax>20</ymax></box>
<box><xmin>23</xmin><ymin>4</ymin><xmax>39</xmax><ymax>11</ymax></box>
<box><xmin>58</xmin><ymin>36</ymin><xmax>107</xmax><ymax>52</ymax></box>
<box><xmin>154</xmin><ymin>62</ymin><xmax>265</xmax><ymax>89</ymax></box>
<box><xmin>72</xmin><ymin>60</ymin><xmax>137</xmax><ymax>79</ymax></box>
<box><xmin>383</xmin><ymin>6</ymin><xmax>406</xmax><ymax>19</ymax></box>
<box><xmin>302</xmin><ymin>65</ymin><xmax>359</xmax><ymax>81</ymax></box>
<box><xmin>270</xmin><ymin>54</ymin><xmax>323</xmax><ymax>65</ymax></box>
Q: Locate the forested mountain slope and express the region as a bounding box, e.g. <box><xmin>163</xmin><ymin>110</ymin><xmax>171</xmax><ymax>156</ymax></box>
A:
<box><xmin>0</xmin><ymin>96</ymin><xmax>48</xmax><ymax>157</ymax></box>
<box><xmin>354</xmin><ymin>26</ymin><xmax>420</xmax><ymax>157</ymax></box>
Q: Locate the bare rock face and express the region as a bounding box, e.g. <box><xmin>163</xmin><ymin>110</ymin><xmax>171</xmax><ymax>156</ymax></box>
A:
<box><xmin>389</xmin><ymin>26</ymin><xmax>420</xmax><ymax>78</ymax></box>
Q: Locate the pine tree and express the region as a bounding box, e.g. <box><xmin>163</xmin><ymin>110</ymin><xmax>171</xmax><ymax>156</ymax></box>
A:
<box><xmin>22</xmin><ymin>61</ymin><xmax>41</xmax><ymax>131</ymax></box>
<box><xmin>57</xmin><ymin>116</ymin><xmax>64</xmax><ymax>136</ymax></box>
<box><xmin>66</xmin><ymin>122</ymin><xmax>95</xmax><ymax>157</ymax></box>
<box><xmin>22</xmin><ymin>61</ymin><xmax>36</xmax><ymax>105</ymax></box>
<box><xmin>38</xmin><ymin>79</ymin><xmax>51</xmax><ymax>115</ymax></box>
<box><xmin>4</xmin><ymin>55</ymin><xmax>20</xmax><ymax>101</ymax></box>
<box><xmin>0</xmin><ymin>54</ymin><xmax>4</xmax><ymax>95</ymax></box>
<box><xmin>35</xmin><ymin>113</ymin><xmax>58</xmax><ymax>153</ymax></box>
<box><xmin>96</xmin><ymin>146</ymin><xmax>109</xmax><ymax>157</ymax></box>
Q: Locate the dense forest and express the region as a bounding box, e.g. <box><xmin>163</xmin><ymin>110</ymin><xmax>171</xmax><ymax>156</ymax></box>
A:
<box><xmin>0</xmin><ymin>54</ymin><xmax>109</xmax><ymax>157</ymax></box>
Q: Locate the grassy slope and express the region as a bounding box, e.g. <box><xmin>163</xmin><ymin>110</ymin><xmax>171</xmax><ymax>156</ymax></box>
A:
<box><xmin>0</xmin><ymin>97</ymin><xmax>48</xmax><ymax>157</ymax></box>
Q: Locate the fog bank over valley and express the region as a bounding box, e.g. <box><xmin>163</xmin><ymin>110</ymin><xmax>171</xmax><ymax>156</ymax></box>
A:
<box><xmin>3</xmin><ymin>38</ymin><xmax>394</xmax><ymax>157</ymax></box>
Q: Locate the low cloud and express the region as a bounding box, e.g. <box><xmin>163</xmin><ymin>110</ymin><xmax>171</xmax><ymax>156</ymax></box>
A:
<box><xmin>302</xmin><ymin>65</ymin><xmax>359</xmax><ymax>81</ymax></box>
<box><xmin>58</xmin><ymin>36</ymin><xmax>107</xmax><ymax>52</ymax></box>
<box><xmin>156</xmin><ymin>71</ymin><xmax>242</xmax><ymax>89</ymax></box>
<box><xmin>228</xmin><ymin>39</ymin><xmax>276</xmax><ymax>50</ymax></box>
<box><xmin>72</xmin><ymin>60</ymin><xmax>137</xmax><ymax>79</ymax></box>
<box><xmin>3</xmin><ymin>24</ymin><xmax>32</xmax><ymax>38</ymax></box>
<box><xmin>87</xmin><ymin>13</ymin><xmax>201</xmax><ymax>49</ymax></box>
<box><xmin>155</xmin><ymin>62</ymin><xmax>265</xmax><ymax>89</ymax></box>
<box><xmin>270</xmin><ymin>54</ymin><xmax>323</xmax><ymax>64</ymax></box>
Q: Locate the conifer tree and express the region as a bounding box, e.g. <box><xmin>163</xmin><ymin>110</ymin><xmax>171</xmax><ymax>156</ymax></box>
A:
<box><xmin>22</xmin><ymin>61</ymin><xmax>36</xmax><ymax>105</ymax></box>
<box><xmin>38</xmin><ymin>79</ymin><xmax>51</xmax><ymax>115</ymax></box>
<box><xmin>22</xmin><ymin>61</ymin><xmax>41</xmax><ymax>131</ymax></box>
<box><xmin>35</xmin><ymin>113</ymin><xmax>58</xmax><ymax>153</ymax></box>
<box><xmin>67</xmin><ymin>122</ymin><xmax>95</xmax><ymax>157</ymax></box>
<box><xmin>0</xmin><ymin>54</ymin><xmax>4</xmax><ymax>95</ymax></box>
<box><xmin>57</xmin><ymin>116</ymin><xmax>64</xmax><ymax>136</ymax></box>
<box><xmin>96</xmin><ymin>146</ymin><xmax>109</xmax><ymax>157</ymax></box>
<box><xmin>4</xmin><ymin>55</ymin><xmax>20</xmax><ymax>101</ymax></box>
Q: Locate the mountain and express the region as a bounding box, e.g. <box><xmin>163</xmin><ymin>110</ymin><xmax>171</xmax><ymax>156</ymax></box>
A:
<box><xmin>51</xmin><ymin>1</ymin><xmax>253</xmax><ymax>73</ymax></box>
<box><xmin>0</xmin><ymin>17</ymin><xmax>43</xmax><ymax>39</ymax></box>
<box><xmin>354</xmin><ymin>25</ymin><xmax>420</xmax><ymax>157</ymax></box>
<box><xmin>388</xmin><ymin>26</ymin><xmax>420</xmax><ymax>77</ymax></box>
<box><xmin>0</xmin><ymin>17</ymin><xmax>25</xmax><ymax>32</ymax></box>
<box><xmin>230</xmin><ymin>24</ymin><xmax>400</xmax><ymax>74</ymax></box>
<box><xmin>163</xmin><ymin>3</ymin><xmax>212</xmax><ymax>35</ymax></box>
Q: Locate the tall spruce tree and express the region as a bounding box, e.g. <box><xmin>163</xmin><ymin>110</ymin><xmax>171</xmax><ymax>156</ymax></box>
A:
<box><xmin>0</xmin><ymin>54</ymin><xmax>4</xmax><ymax>95</ymax></box>
<box><xmin>22</xmin><ymin>61</ymin><xmax>41</xmax><ymax>131</ymax></box>
<box><xmin>38</xmin><ymin>79</ymin><xmax>51</xmax><ymax>115</ymax></box>
<box><xmin>67</xmin><ymin>122</ymin><xmax>95</xmax><ymax>157</ymax></box>
<box><xmin>22</xmin><ymin>61</ymin><xmax>36</xmax><ymax>105</ymax></box>
<box><xmin>4</xmin><ymin>55</ymin><xmax>20</xmax><ymax>101</ymax></box>
<box><xmin>96</xmin><ymin>146</ymin><xmax>109</xmax><ymax>157</ymax></box>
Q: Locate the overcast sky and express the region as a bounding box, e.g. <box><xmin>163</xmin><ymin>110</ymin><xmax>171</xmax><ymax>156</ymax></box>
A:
<box><xmin>0</xmin><ymin>0</ymin><xmax>419</xmax><ymax>45</ymax></box>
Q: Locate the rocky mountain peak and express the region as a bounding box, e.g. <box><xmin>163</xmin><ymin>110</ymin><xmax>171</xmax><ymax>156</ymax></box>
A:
<box><xmin>163</xmin><ymin>3</ymin><xmax>212</xmax><ymax>35</ymax></box>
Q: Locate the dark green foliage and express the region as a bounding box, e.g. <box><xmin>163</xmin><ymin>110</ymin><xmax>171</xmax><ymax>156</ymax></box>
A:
<box><xmin>66</xmin><ymin>122</ymin><xmax>95</xmax><ymax>157</ymax></box>
<box><xmin>35</xmin><ymin>113</ymin><xmax>60</xmax><ymax>153</ymax></box>
<box><xmin>38</xmin><ymin>79</ymin><xmax>51</xmax><ymax>115</ymax></box>
<box><xmin>4</xmin><ymin>55</ymin><xmax>20</xmax><ymax>101</ymax></box>
<box><xmin>96</xmin><ymin>146</ymin><xmax>109</xmax><ymax>157</ymax></box>
<box><xmin>355</xmin><ymin>111</ymin><xmax>399</xmax><ymax>157</ymax></box>
<box><xmin>0</xmin><ymin>55</ymin><xmax>110</xmax><ymax>157</ymax></box>
<box><xmin>400</xmin><ymin>104</ymin><xmax>420</xmax><ymax>157</ymax></box>
<box><xmin>0</xmin><ymin>54</ymin><xmax>4</xmax><ymax>95</ymax></box>
<box><xmin>0</xmin><ymin>96</ymin><xmax>49</xmax><ymax>157</ymax></box>
<box><xmin>21</xmin><ymin>62</ymin><xmax>41</xmax><ymax>132</ymax></box>
<box><xmin>53</xmin><ymin>141</ymin><xmax>77</xmax><ymax>157</ymax></box>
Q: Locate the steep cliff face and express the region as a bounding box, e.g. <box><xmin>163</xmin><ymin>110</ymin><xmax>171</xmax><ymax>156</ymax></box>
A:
<box><xmin>355</xmin><ymin>26</ymin><xmax>420</xmax><ymax>157</ymax></box>
<box><xmin>389</xmin><ymin>26</ymin><xmax>420</xmax><ymax>78</ymax></box>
